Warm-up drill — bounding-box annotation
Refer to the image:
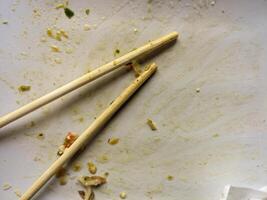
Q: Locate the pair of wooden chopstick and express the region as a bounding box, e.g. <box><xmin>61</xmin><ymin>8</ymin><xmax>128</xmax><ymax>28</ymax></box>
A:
<box><xmin>0</xmin><ymin>32</ymin><xmax>178</xmax><ymax>200</ymax></box>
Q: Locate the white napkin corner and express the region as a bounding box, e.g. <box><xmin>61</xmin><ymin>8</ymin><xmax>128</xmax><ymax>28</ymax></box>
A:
<box><xmin>221</xmin><ymin>185</ymin><xmax>267</xmax><ymax>200</ymax></box>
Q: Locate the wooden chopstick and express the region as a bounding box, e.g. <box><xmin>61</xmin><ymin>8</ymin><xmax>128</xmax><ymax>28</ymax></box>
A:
<box><xmin>0</xmin><ymin>32</ymin><xmax>178</xmax><ymax>128</ymax></box>
<box><xmin>20</xmin><ymin>63</ymin><xmax>157</xmax><ymax>200</ymax></box>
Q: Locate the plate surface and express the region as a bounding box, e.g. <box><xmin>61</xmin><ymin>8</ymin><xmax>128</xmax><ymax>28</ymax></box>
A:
<box><xmin>1</xmin><ymin>0</ymin><xmax>267</xmax><ymax>199</ymax></box>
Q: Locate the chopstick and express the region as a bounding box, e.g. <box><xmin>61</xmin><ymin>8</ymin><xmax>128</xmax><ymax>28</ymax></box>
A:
<box><xmin>20</xmin><ymin>63</ymin><xmax>157</xmax><ymax>200</ymax></box>
<box><xmin>0</xmin><ymin>32</ymin><xmax>178</xmax><ymax>128</ymax></box>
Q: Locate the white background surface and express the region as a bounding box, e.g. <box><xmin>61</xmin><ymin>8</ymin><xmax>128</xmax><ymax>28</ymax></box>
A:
<box><xmin>1</xmin><ymin>0</ymin><xmax>267</xmax><ymax>199</ymax></box>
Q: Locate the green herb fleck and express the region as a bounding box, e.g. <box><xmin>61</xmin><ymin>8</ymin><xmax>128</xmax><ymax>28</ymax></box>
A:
<box><xmin>114</xmin><ymin>48</ymin><xmax>120</xmax><ymax>56</ymax></box>
<box><xmin>85</xmin><ymin>9</ymin><xmax>90</xmax><ymax>15</ymax></box>
<box><xmin>64</xmin><ymin>8</ymin><xmax>74</xmax><ymax>19</ymax></box>
<box><xmin>18</xmin><ymin>85</ymin><xmax>31</xmax><ymax>92</ymax></box>
<box><xmin>167</xmin><ymin>175</ymin><xmax>174</xmax><ymax>181</ymax></box>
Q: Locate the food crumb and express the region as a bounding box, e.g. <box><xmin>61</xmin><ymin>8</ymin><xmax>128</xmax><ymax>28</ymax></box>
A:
<box><xmin>114</xmin><ymin>48</ymin><xmax>120</xmax><ymax>56</ymax></box>
<box><xmin>133</xmin><ymin>28</ymin><xmax>138</xmax><ymax>33</ymax></box>
<box><xmin>64</xmin><ymin>132</ymin><xmax>78</xmax><ymax>148</ymax></box>
<box><xmin>108</xmin><ymin>137</ymin><xmax>119</xmax><ymax>145</ymax></box>
<box><xmin>120</xmin><ymin>191</ymin><xmax>127</xmax><ymax>199</ymax></box>
<box><xmin>79</xmin><ymin>117</ymin><xmax>84</xmax><ymax>122</ymax></box>
<box><xmin>87</xmin><ymin>162</ymin><xmax>97</xmax><ymax>174</ymax></box>
<box><xmin>18</xmin><ymin>85</ymin><xmax>31</xmax><ymax>92</ymax></box>
<box><xmin>72</xmin><ymin>162</ymin><xmax>82</xmax><ymax>172</ymax></box>
<box><xmin>210</xmin><ymin>1</ymin><xmax>216</xmax><ymax>6</ymax></box>
<box><xmin>51</xmin><ymin>45</ymin><xmax>60</xmax><ymax>52</ymax></box>
<box><xmin>85</xmin><ymin>8</ymin><xmax>90</xmax><ymax>15</ymax></box>
<box><xmin>55</xmin><ymin>31</ymin><xmax>62</xmax><ymax>41</ymax></box>
<box><xmin>83</xmin><ymin>24</ymin><xmax>90</xmax><ymax>31</ymax></box>
<box><xmin>104</xmin><ymin>172</ymin><xmax>109</xmax><ymax>177</ymax></box>
<box><xmin>64</xmin><ymin>7</ymin><xmax>74</xmax><ymax>19</ymax></box>
<box><xmin>36</xmin><ymin>132</ymin><xmax>45</xmax><ymax>140</ymax></box>
<box><xmin>147</xmin><ymin>119</ymin><xmax>157</xmax><ymax>131</ymax></box>
<box><xmin>59</xmin><ymin>29</ymin><xmax>68</xmax><ymax>38</ymax></box>
<box><xmin>47</xmin><ymin>28</ymin><xmax>53</xmax><ymax>37</ymax></box>
<box><xmin>2</xmin><ymin>21</ymin><xmax>8</xmax><ymax>24</ymax></box>
<box><xmin>212</xmin><ymin>133</ymin><xmax>219</xmax><ymax>138</ymax></box>
<box><xmin>2</xmin><ymin>183</ymin><xmax>12</xmax><ymax>191</ymax></box>
<box><xmin>58</xmin><ymin>176</ymin><xmax>68</xmax><ymax>185</ymax></box>
<box><xmin>78</xmin><ymin>176</ymin><xmax>107</xmax><ymax>187</ymax></box>
<box><xmin>196</xmin><ymin>88</ymin><xmax>200</xmax><ymax>93</ymax></box>
<box><xmin>57</xmin><ymin>145</ymin><xmax>65</xmax><ymax>156</ymax></box>
<box><xmin>55</xmin><ymin>3</ymin><xmax>65</xmax><ymax>9</ymax></box>
<box><xmin>167</xmin><ymin>175</ymin><xmax>174</xmax><ymax>181</ymax></box>
<box><xmin>56</xmin><ymin>167</ymin><xmax>68</xmax><ymax>185</ymax></box>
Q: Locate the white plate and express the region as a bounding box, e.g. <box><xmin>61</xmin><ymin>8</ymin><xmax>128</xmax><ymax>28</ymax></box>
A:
<box><xmin>1</xmin><ymin>0</ymin><xmax>267</xmax><ymax>199</ymax></box>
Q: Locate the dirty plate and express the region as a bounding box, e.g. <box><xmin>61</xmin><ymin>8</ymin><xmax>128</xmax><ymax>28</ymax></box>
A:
<box><xmin>1</xmin><ymin>0</ymin><xmax>267</xmax><ymax>199</ymax></box>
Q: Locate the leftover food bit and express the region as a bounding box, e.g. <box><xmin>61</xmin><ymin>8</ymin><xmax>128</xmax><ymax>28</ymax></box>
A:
<box><xmin>84</xmin><ymin>24</ymin><xmax>90</xmax><ymax>31</ymax></box>
<box><xmin>47</xmin><ymin>28</ymin><xmax>68</xmax><ymax>40</ymax></box>
<box><xmin>78</xmin><ymin>174</ymin><xmax>106</xmax><ymax>199</ymax></box>
<box><xmin>127</xmin><ymin>62</ymin><xmax>142</xmax><ymax>77</ymax></box>
<box><xmin>85</xmin><ymin>9</ymin><xmax>90</xmax><ymax>15</ymax></box>
<box><xmin>56</xmin><ymin>167</ymin><xmax>68</xmax><ymax>185</ymax></box>
<box><xmin>36</xmin><ymin>132</ymin><xmax>45</xmax><ymax>140</ymax></box>
<box><xmin>87</xmin><ymin>162</ymin><xmax>97</xmax><ymax>174</ymax></box>
<box><xmin>47</xmin><ymin>28</ymin><xmax>53</xmax><ymax>37</ymax></box>
<box><xmin>78</xmin><ymin>187</ymin><xmax>95</xmax><ymax>200</ymax></box>
<box><xmin>64</xmin><ymin>132</ymin><xmax>78</xmax><ymax>148</ymax></box>
<box><xmin>79</xmin><ymin>117</ymin><xmax>84</xmax><ymax>122</ymax></box>
<box><xmin>167</xmin><ymin>175</ymin><xmax>174</xmax><ymax>181</ymax></box>
<box><xmin>57</xmin><ymin>145</ymin><xmax>65</xmax><ymax>156</ymax></box>
<box><xmin>72</xmin><ymin>162</ymin><xmax>82</xmax><ymax>172</ymax></box>
<box><xmin>114</xmin><ymin>48</ymin><xmax>120</xmax><ymax>56</ymax></box>
<box><xmin>64</xmin><ymin>7</ymin><xmax>74</xmax><ymax>19</ymax></box>
<box><xmin>18</xmin><ymin>85</ymin><xmax>31</xmax><ymax>92</ymax></box>
<box><xmin>2</xmin><ymin>183</ymin><xmax>12</xmax><ymax>191</ymax></box>
<box><xmin>79</xmin><ymin>176</ymin><xmax>106</xmax><ymax>187</ymax></box>
<box><xmin>59</xmin><ymin>29</ymin><xmax>68</xmax><ymax>38</ymax></box>
<box><xmin>147</xmin><ymin>119</ymin><xmax>157</xmax><ymax>131</ymax></box>
<box><xmin>212</xmin><ymin>133</ymin><xmax>219</xmax><ymax>138</ymax></box>
<box><xmin>55</xmin><ymin>31</ymin><xmax>62</xmax><ymax>41</ymax></box>
<box><xmin>133</xmin><ymin>28</ymin><xmax>138</xmax><ymax>33</ymax></box>
<box><xmin>108</xmin><ymin>137</ymin><xmax>119</xmax><ymax>145</ymax></box>
<box><xmin>55</xmin><ymin>3</ymin><xmax>65</xmax><ymax>9</ymax></box>
<box><xmin>104</xmin><ymin>172</ymin><xmax>109</xmax><ymax>177</ymax></box>
<box><xmin>210</xmin><ymin>1</ymin><xmax>216</xmax><ymax>6</ymax></box>
<box><xmin>195</xmin><ymin>88</ymin><xmax>200</xmax><ymax>93</ymax></box>
<box><xmin>2</xmin><ymin>21</ymin><xmax>8</xmax><ymax>24</ymax></box>
<box><xmin>57</xmin><ymin>132</ymin><xmax>78</xmax><ymax>156</ymax></box>
<box><xmin>50</xmin><ymin>45</ymin><xmax>60</xmax><ymax>52</ymax></box>
<box><xmin>120</xmin><ymin>191</ymin><xmax>127</xmax><ymax>199</ymax></box>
